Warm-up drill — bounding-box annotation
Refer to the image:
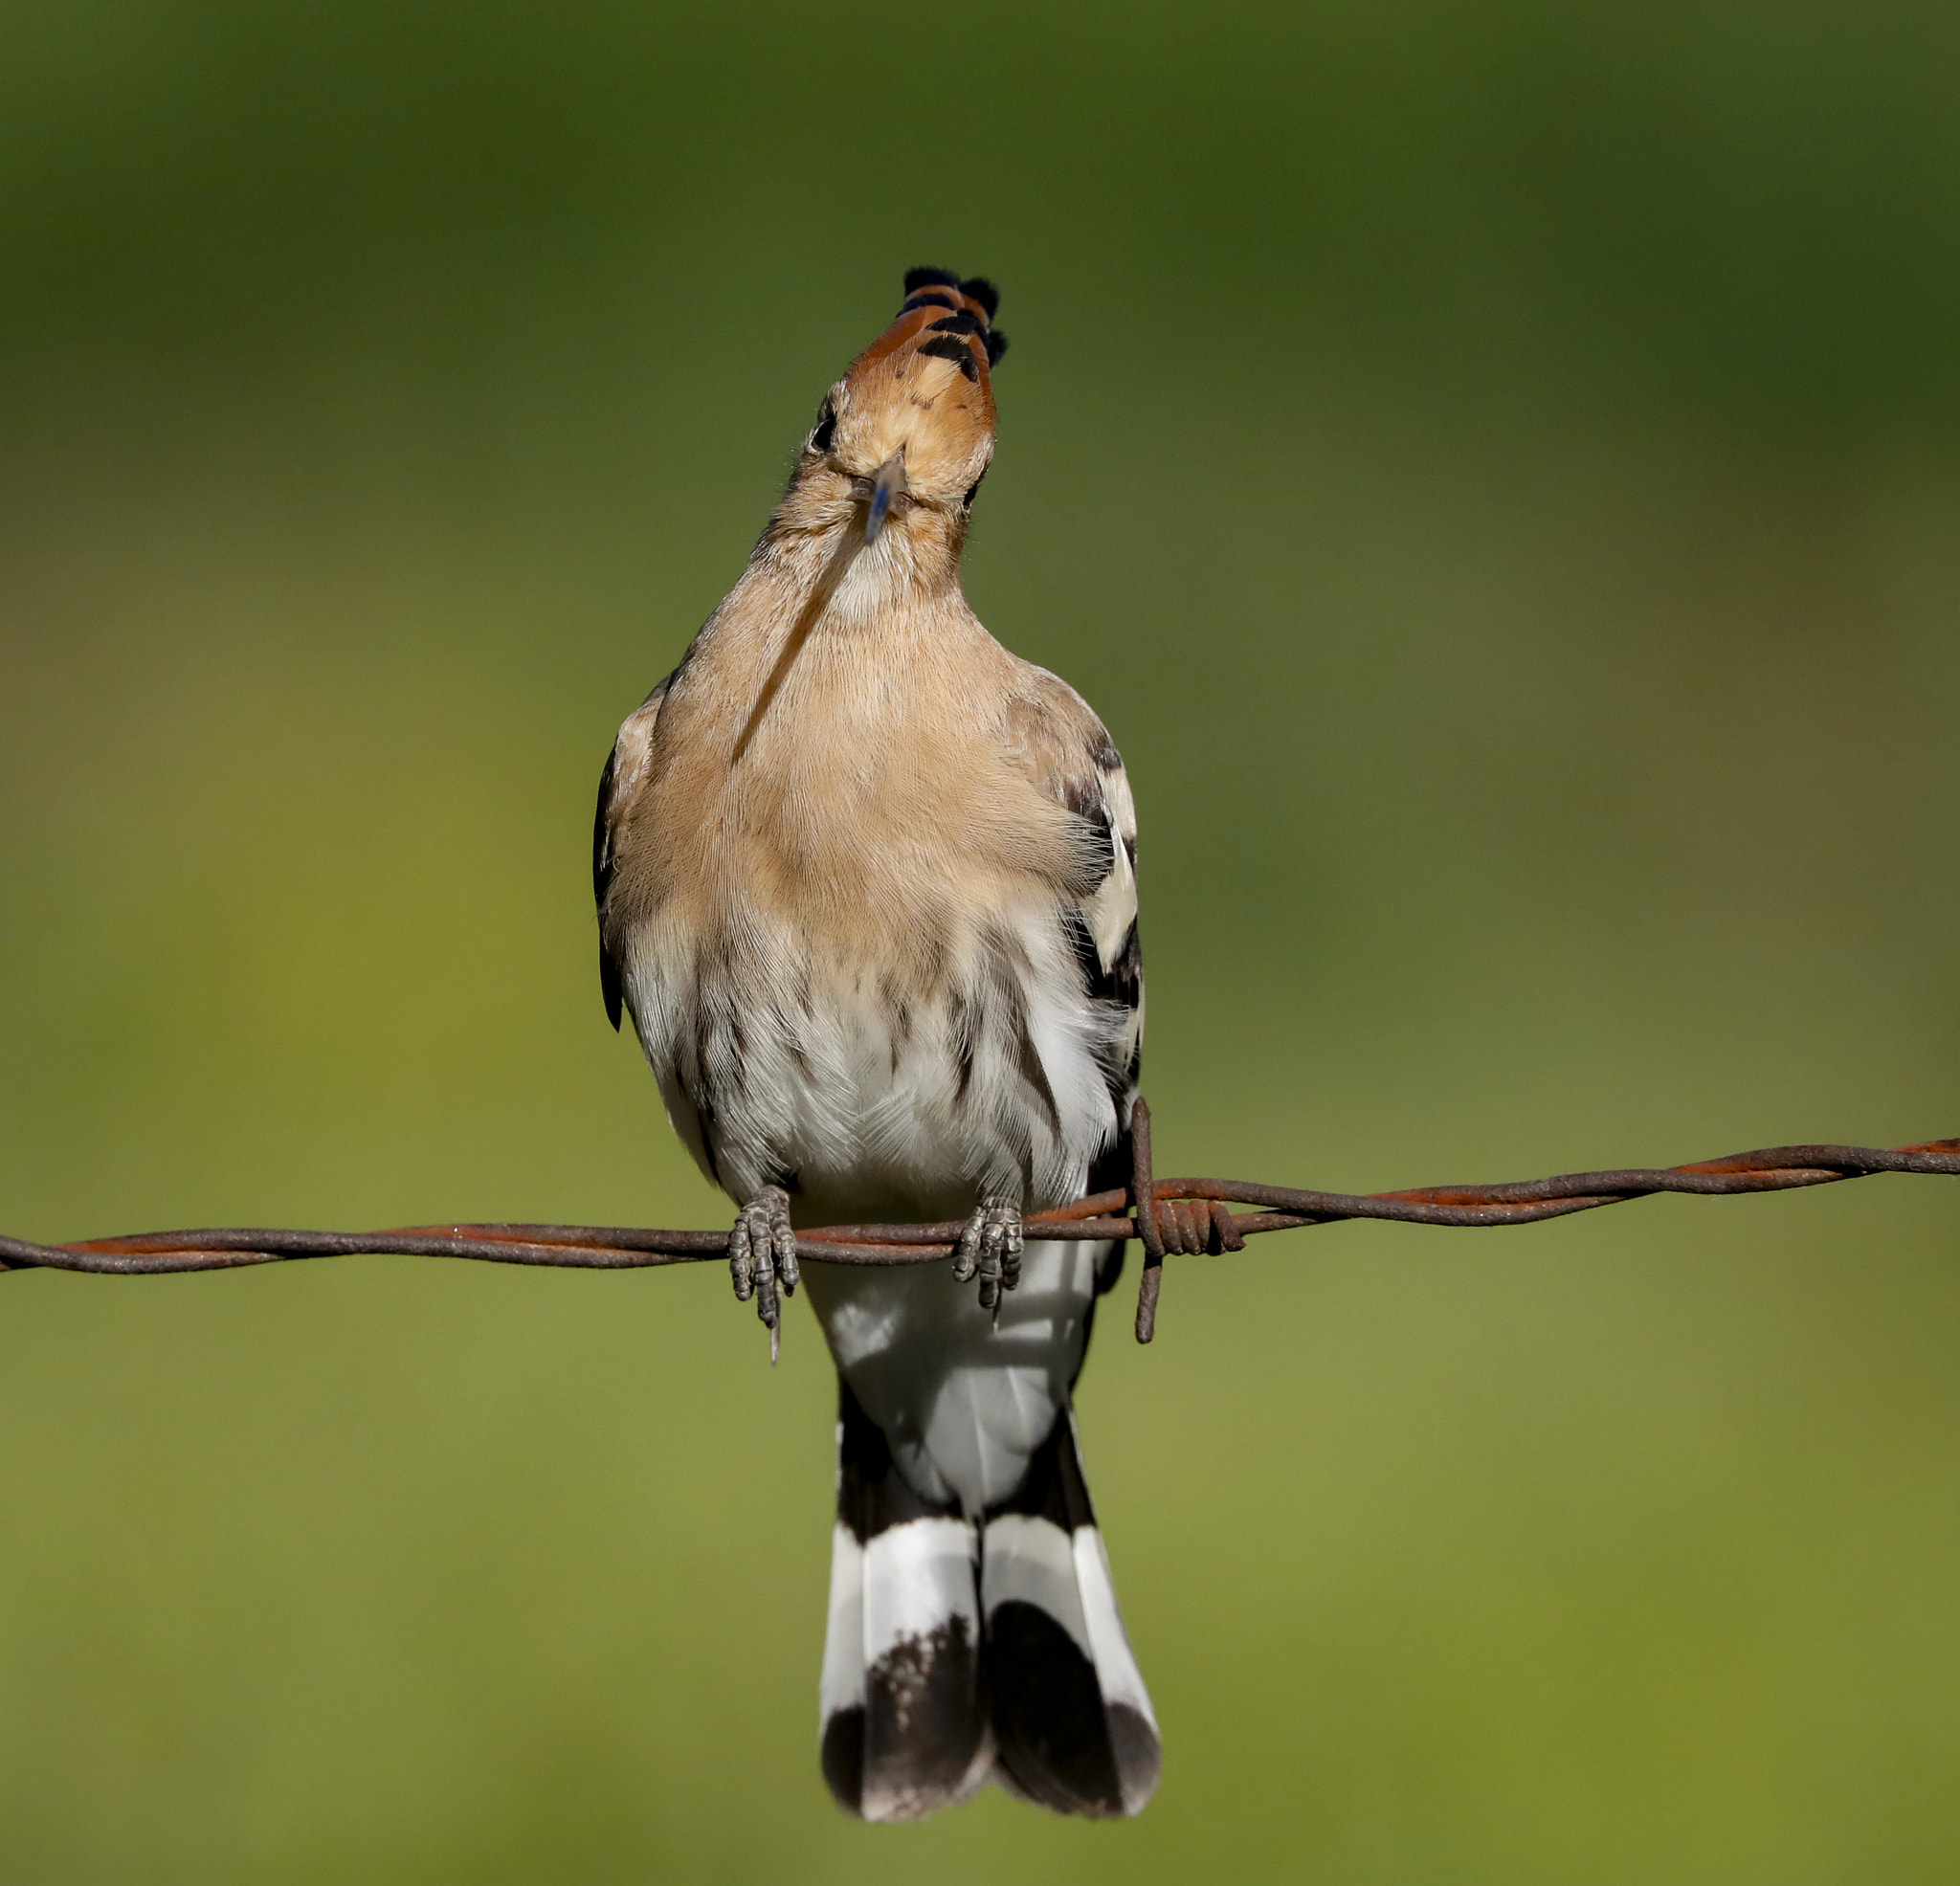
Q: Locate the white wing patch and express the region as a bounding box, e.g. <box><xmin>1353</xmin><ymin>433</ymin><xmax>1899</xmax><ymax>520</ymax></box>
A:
<box><xmin>1059</xmin><ymin>751</ymin><xmax>1143</xmax><ymax>1104</ymax></box>
<box><xmin>1082</xmin><ymin>761</ymin><xmax>1138</xmax><ymax>973</ymax></box>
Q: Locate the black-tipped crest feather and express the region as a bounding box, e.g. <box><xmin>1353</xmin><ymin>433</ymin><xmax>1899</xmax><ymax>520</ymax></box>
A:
<box><xmin>899</xmin><ymin>269</ymin><xmax>1006</xmax><ymax>368</ymax></box>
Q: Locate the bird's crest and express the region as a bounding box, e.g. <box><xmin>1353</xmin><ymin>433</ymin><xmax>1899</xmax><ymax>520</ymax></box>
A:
<box><xmin>830</xmin><ymin>269</ymin><xmax>1006</xmax><ymax>440</ymax></box>
<box><xmin>841</xmin><ymin>268</ymin><xmax>1006</xmax><ymax>383</ymax></box>
<box><xmin>893</xmin><ymin>267</ymin><xmax>1008</xmax><ymax>369</ymax></box>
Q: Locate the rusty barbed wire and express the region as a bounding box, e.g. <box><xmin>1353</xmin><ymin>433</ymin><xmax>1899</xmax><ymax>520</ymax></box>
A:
<box><xmin>4</xmin><ymin>1100</ymin><xmax>1956</xmax><ymax>1345</ymax></box>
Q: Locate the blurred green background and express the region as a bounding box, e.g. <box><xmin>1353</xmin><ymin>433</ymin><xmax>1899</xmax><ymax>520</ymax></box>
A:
<box><xmin>4</xmin><ymin>0</ymin><xmax>1959</xmax><ymax>1878</ymax></box>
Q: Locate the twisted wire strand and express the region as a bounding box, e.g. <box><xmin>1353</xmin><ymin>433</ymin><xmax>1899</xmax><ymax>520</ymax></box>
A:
<box><xmin>7</xmin><ymin>1108</ymin><xmax>1956</xmax><ymax>1346</ymax></box>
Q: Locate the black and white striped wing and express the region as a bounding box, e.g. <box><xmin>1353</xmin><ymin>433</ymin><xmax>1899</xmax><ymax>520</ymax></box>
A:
<box><xmin>592</xmin><ymin>676</ymin><xmax>670</xmax><ymax>1031</ymax></box>
<box><xmin>1054</xmin><ymin>740</ymin><xmax>1144</xmax><ymax>1188</ymax></box>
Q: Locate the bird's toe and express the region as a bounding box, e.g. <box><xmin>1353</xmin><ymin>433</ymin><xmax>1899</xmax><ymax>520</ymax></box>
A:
<box><xmin>728</xmin><ymin>1185</ymin><xmax>797</xmax><ymax>1362</ymax></box>
<box><xmin>953</xmin><ymin>1201</ymin><xmax>1024</xmax><ymax>1315</ymax></box>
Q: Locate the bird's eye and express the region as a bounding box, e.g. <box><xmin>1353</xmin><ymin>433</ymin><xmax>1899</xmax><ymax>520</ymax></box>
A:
<box><xmin>811</xmin><ymin>401</ymin><xmax>836</xmax><ymax>454</ymax></box>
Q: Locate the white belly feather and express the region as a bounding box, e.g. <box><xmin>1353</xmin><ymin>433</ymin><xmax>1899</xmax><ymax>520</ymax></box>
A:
<box><xmin>623</xmin><ymin>892</ymin><xmax>1125</xmax><ymax>1224</ymax></box>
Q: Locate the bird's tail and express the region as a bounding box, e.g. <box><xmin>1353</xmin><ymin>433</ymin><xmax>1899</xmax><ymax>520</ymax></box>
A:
<box><xmin>981</xmin><ymin>1408</ymin><xmax>1161</xmax><ymax>1817</ymax></box>
<box><xmin>818</xmin><ymin>1383</ymin><xmax>1159</xmax><ymax>1821</ymax></box>
<box><xmin>820</xmin><ymin>1380</ymin><xmax>991</xmax><ymax>1821</ymax></box>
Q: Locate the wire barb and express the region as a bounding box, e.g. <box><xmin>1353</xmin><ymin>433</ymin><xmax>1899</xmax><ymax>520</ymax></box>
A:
<box><xmin>5</xmin><ymin>1129</ymin><xmax>1958</xmax><ymax>1353</ymax></box>
<box><xmin>1132</xmin><ymin>1097</ymin><xmax>1165</xmax><ymax>1343</ymax></box>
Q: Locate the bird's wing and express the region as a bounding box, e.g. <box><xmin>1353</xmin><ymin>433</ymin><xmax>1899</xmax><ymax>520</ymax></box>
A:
<box><xmin>593</xmin><ymin>675</ymin><xmax>672</xmax><ymax>1030</ymax></box>
<box><xmin>1003</xmin><ymin>672</ymin><xmax>1145</xmax><ymax>1143</ymax></box>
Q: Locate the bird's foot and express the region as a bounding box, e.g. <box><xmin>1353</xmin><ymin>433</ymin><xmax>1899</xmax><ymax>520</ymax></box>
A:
<box><xmin>951</xmin><ymin>1200</ymin><xmax>1023</xmax><ymax>1319</ymax></box>
<box><xmin>728</xmin><ymin>1185</ymin><xmax>798</xmax><ymax>1364</ymax></box>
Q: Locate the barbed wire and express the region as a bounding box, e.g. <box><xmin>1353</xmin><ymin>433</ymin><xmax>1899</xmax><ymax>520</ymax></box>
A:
<box><xmin>5</xmin><ymin>1102</ymin><xmax>1955</xmax><ymax>1344</ymax></box>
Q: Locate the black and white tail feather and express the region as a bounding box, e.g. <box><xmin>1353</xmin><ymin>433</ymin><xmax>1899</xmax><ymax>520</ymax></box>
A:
<box><xmin>821</xmin><ymin>1380</ymin><xmax>1160</xmax><ymax>1821</ymax></box>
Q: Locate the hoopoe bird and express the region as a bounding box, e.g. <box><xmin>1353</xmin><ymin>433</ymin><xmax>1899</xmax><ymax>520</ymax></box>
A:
<box><xmin>592</xmin><ymin>270</ymin><xmax>1158</xmax><ymax>1820</ymax></box>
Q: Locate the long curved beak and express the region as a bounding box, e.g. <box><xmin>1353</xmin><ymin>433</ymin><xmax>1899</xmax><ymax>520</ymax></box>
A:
<box><xmin>863</xmin><ymin>449</ymin><xmax>908</xmax><ymax>546</ymax></box>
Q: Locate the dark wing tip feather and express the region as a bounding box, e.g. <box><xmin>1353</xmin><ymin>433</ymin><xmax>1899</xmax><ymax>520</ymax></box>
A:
<box><xmin>600</xmin><ymin>940</ymin><xmax>623</xmax><ymax>1032</ymax></box>
<box><xmin>593</xmin><ymin>746</ymin><xmax>624</xmax><ymax>1030</ymax></box>
<box><xmin>591</xmin><ymin>748</ymin><xmax>618</xmax><ymax>909</ymax></box>
<box><xmin>590</xmin><ymin>676</ymin><xmax>673</xmax><ymax>1036</ymax></box>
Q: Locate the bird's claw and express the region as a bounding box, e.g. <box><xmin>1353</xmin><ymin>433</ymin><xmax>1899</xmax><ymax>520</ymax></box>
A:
<box><xmin>951</xmin><ymin>1201</ymin><xmax>1023</xmax><ymax>1318</ymax></box>
<box><xmin>729</xmin><ymin>1185</ymin><xmax>798</xmax><ymax>1363</ymax></box>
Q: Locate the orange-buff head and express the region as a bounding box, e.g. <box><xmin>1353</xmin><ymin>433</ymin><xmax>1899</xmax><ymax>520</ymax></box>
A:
<box><xmin>791</xmin><ymin>269</ymin><xmax>1008</xmax><ymax>547</ymax></box>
